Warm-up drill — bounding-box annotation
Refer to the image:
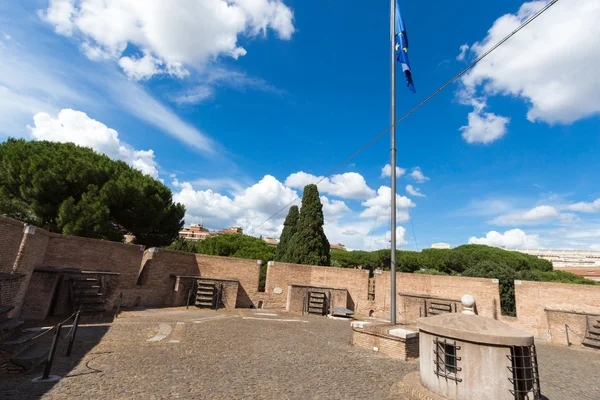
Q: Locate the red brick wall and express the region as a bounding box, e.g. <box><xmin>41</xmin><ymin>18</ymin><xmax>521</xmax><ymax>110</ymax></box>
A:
<box><xmin>351</xmin><ymin>328</ymin><xmax>419</xmax><ymax>361</ymax></box>
<box><xmin>196</xmin><ymin>254</ymin><xmax>260</xmax><ymax>308</ymax></box>
<box><xmin>0</xmin><ymin>275</ymin><xmax>26</xmax><ymax>316</ymax></box>
<box><xmin>0</xmin><ymin>216</ymin><xmax>24</xmax><ymax>274</ymax></box>
<box><xmin>20</xmin><ymin>271</ymin><xmax>60</xmax><ymax>320</ymax></box>
<box><xmin>265</xmin><ymin>262</ymin><xmax>370</xmax><ymax>311</ymax></box>
<box><xmin>508</xmin><ymin>280</ymin><xmax>600</xmax><ymax>339</ymax></box>
<box><xmin>365</xmin><ymin>272</ymin><xmax>501</xmax><ymax>321</ymax></box>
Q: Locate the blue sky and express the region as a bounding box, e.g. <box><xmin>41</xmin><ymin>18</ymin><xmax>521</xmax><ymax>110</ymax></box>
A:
<box><xmin>1</xmin><ymin>0</ymin><xmax>600</xmax><ymax>251</ymax></box>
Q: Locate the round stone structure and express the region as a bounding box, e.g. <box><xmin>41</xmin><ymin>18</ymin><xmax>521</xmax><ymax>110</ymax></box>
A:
<box><xmin>417</xmin><ymin>312</ymin><xmax>541</xmax><ymax>400</ymax></box>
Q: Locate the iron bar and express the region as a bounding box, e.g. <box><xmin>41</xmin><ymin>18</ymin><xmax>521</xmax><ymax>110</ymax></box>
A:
<box><xmin>42</xmin><ymin>323</ymin><xmax>61</xmax><ymax>380</ymax></box>
<box><xmin>65</xmin><ymin>311</ymin><xmax>81</xmax><ymax>357</ymax></box>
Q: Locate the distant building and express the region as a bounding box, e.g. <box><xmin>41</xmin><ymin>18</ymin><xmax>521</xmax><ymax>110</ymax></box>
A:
<box><xmin>431</xmin><ymin>243</ymin><xmax>451</xmax><ymax>249</ymax></box>
<box><xmin>179</xmin><ymin>224</ymin><xmax>212</xmax><ymax>241</ymax></box>
<box><xmin>511</xmin><ymin>248</ymin><xmax>600</xmax><ymax>282</ymax></box>
<box><xmin>220</xmin><ymin>227</ymin><xmax>243</xmax><ymax>235</ymax></box>
<box><xmin>264</xmin><ymin>237</ymin><xmax>279</xmax><ymax>247</ymax></box>
<box><xmin>330</xmin><ymin>243</ymin><xmax>346</xmax><ymax>251</ymax></box>
<box><xmin>179</xmin><ymin>224</ymin><xmax>244</xmax><ymax>241</ymax></box>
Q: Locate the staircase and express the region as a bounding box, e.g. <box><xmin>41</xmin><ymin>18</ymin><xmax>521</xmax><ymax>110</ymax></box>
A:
<box><xmin>69</xmin><ymin>274</ymin><xmax>106</xmax><ymax>315</ymax></box>
<box><xmin>195</xmin><ymin>282</ymin><xmax>217</xmax><ymax>309</ymax></box>
<box><xmin>583</xmin><ymin>315</ymin><xmax>600</xmax><ymax>350</ymax></box>
<box><xmin>0</xmin><ymin>306</ymin><xmax>51</xmax><ymax>374</ymax></box>
<box><xmin>307</xmin><ymin>291</ymin><xmax>327</xmax><ymax>316</ymax></box>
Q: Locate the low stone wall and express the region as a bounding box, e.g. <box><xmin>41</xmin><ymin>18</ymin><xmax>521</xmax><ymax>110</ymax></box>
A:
<box><xmin>351</xmin><ymin>323</ymin><xmax>419</xmax><ymax>361</ymax></box>
<box><xmin>545</xmin><ymin>308</ymin><xmax>598</xmax><ymax>347</ymax></box>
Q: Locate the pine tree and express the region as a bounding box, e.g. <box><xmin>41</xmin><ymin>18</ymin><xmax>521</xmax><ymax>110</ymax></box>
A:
<box><xmin>275</xmin><ymin>205</ymin><xmax>299</xmax><ymax>261</ymax></box>
<box><xmin>283</xmin><ymin>185</ymin><xmax>330</xmax><ymax>266</ymax></box>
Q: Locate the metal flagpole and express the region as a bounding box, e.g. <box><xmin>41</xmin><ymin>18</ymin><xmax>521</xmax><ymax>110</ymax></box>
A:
<box><xmin>389</xmin><ymin>0</ymin><xmax>397</xmax><ymax>325</ymax></box>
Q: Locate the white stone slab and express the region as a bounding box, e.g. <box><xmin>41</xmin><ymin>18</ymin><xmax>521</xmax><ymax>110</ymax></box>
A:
<box><xmin>388</xmin><ymin>328</ymin><xmax>417</xmax><ymax>339</ymax></box>
<box><xmin>351</xmin><ymin>321</ymin><xmax>370</xmax><ymax>329</ymax></box>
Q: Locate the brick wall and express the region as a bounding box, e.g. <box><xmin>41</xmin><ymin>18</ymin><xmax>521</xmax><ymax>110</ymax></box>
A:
<box><xmin>0</xmin><ymin>216</ymin><xmax>24</xmax><ymax>274</ymax></box>
<box><xmin>365</xmin><ymin>272</ymin><xmax>501</xmax><ymax>321</ymax></box>
<box><xmin>285</xmin><ymin>285</ymin><xmax>348</xmax><ymax>313</ymax></box>
<box><xmin>43</xmin><ymin>233</ymin><xmax>145</xmax><ymax>286</ymax></box>
<box><xmin>509</xmin><ymin>280</ymin><xmax>600</xmax><ymax>339</ymax></box>
<box><xmin>265</xmin><ymin>262</ymin><xmax>370</xmax><ymax>311</ymax></box>
<box><xmin>20</xmin><ymin>271</ymin><xmax>60</xmax><ymax>320</ymax></box>
<box><xmin>351</xmin><ymin>328</ymin><xmax>419</xmax><ymax>361</ymax></box>
<box><xmin>196</xmin><ymin>254</ymin><xmax>260</xmax><ymax>308</ymax></box>
<box><xmin>0</xmin><ymin>274</ymin><xmax>26</xmax><ymax>315</ymax></box>
<box><xmin>545</xmin><ymin>310</ymin><xmax>594</xmax><ymax>347</ymax></box>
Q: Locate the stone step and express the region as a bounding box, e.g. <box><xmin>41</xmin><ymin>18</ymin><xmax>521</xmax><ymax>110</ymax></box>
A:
<box><xmin>79</xmin><ymin>305</ymin><xmax>106</xmax><ymax>314</ymax></box>
<box><xmin>582</xmin><ymin>337</ymin><xmax>600</xmax><ymax>350</ymax></box>
<box><xmin>309</xmin><ymin>292</ymin><xmax>326</xmax><ymax>298</ymax></box>
<box><xmin>0</xmin><ymin>305</ymin><xmax>14</xmax><ymax>319</ymax></box>
<box><xmin>195</xmin><ymin>301</ymin><xmax>214</xmax><ymax>307</ymax></box>
<box><xmin>587</xmin><ymin>329</ymin><xmax>600</xmax><ymax>337</ymax></box>
<box><xmin>0</xmin><ymin>318</ymin><xmax>24</xmax><ymax>332</ymax></box>
<box><xmin>197</xmin><ymin>290</ymin><xmax>214</xmax><ymax>296</ymax></box>
<box><xmin>309</xmin><ymin>299</ymin><xmax>325</xmax><ymax>305</ymax></box>
<box><xmin>1</xmin><ymin>329</ymin><xmax>49</xmax><ymax>347</ymax></box>
<box><xmin>11</xmin><ymin>342</ymin><xmax>49</xmax><ymax>370</ymax></box>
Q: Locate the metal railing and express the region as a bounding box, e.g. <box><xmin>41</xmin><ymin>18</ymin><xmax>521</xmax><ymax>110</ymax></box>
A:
<box><xmin>27</xmin><ymin>311</ymin><xmax>82</xmax><ymax>381</ymax></box>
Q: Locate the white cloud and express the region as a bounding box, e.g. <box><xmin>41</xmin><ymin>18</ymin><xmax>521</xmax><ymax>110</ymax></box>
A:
<box><xmin>459</xmin><ymin>106</ymin><xmax>510</xmax><ymax>144</ymax></box>
<box><xmin>285</xmin><ymin>171</ymin><xmax>375</xmax><ymax>200</ymax></box>
<box><xmin>361</xmin><ymin>186</ymin><xmax>415</xmax><ymax>223</ymax></box>
<box><xmin>456</xmin><ymin>43</ymin><xmax>469</xmax><ymax>61</ymax></box>
<box><xmin>320</xmin><ymin>196</ymin><xmax>350</xmax><ymax>219</ymax></box>
<box><xmin>469</xmin><ymin>229</ymin><xmax>540</xmax><ymax>249</ymax></box>
<box><xmin>409</xmin><ymin>167</ymin><xmax>429</xmax><ymax>183</ymax></box>
<box><xmin>118</xmin><ymin>52</ymin><xmax>164</xmax><ymax>81</ymax></box>
<box><xmin>175</xmin><ymin>175</ymin><xmax>298</xmax><ymax>238</ymax></box>
<box><xmin>459</xmin><ymin>0</ymin><xmax>600</xmax><ymax>131</ymax></box>
<box><xmin>29</xmin><ymin>109</ymin><xmax>159</xmax><ymax>177</ymax></box>
<box><xmin>0</xmin><ymin>27</ymin><xmax>215</xmax><ymax>154</ymax></box>
<box><xmin>406</xmin><ymin>184</ymin><xmax>425</xmax><ymax>197</ymax></box>
<box><xmin>43</xmin><ymin>0</ymin><xmax>295</xmax><ymax>80</ymax></box>
<box><xmin>370</xmin><ymin>227</ymin><xmax>408</xmax><ymax>250</ymax></box>
<box><xmin>568</xmin><ymin>199</ymin><xmax>600</xmax><ymax>213</ymax></box>
<box><xmin>381</xmin><ymin>164</ymin><xmax>406</xmax><ymax>178</ymax></box>
<box><xmin>490</xmin><ymin>205</ymin><xmax>560</xmax><ymax>226</ymax></box>
<box><xmin>173</xmin><ymin>68</ymin><xmax>284</xmax><ymax>105</ymax></box>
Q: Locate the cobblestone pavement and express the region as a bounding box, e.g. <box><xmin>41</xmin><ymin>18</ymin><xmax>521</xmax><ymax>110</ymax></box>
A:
<box><xmin>536</xmin><ymin>342</ymin><xmax>600</xmax><ymax>400</ymax></box>
<box><xmin>1</xmin><ymin>309</ymin><xmax>417</xmax><ymax>399</ymax></box>
<box><xmin>2</xmin><ymin>309</ymin><xmax>599</xmax><ymax>399</ymax></box>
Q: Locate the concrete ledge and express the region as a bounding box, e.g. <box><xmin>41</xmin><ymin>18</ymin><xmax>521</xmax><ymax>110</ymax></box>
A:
<box><xmin>401</xmin><ymin>372</ymin><xmax>447</xmax><ymax>400</ymax></box>
<box><xmin>352</xmin><ymin>323</ymin><xmax>419</xmax><ymax>361</ymax></box>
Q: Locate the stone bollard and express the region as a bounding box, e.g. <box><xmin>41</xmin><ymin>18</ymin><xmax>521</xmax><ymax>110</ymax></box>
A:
<box><xmin>461</xmin><ymin>294</ymin><xmax>475</xmax><ymax>315</ymax></box>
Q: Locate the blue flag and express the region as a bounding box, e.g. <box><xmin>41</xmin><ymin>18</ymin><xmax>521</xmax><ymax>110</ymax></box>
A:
<box><xmin>395</xmin><ymin>1</ymin><xmax>415</xmax><ymax>93</ymax></box>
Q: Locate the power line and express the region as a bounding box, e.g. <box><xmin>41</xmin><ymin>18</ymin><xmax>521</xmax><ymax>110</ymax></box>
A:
<box><xmin>249</xmin><ymin>0</ymin><xmax>559</xmax><ymax>234</ymax></box>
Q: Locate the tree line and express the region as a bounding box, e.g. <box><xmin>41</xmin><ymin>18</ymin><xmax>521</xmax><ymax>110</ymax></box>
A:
<box><xmin>0</xmin><ymin>139</ymin><xmax>184</xmax><ymax>247</ymax></box>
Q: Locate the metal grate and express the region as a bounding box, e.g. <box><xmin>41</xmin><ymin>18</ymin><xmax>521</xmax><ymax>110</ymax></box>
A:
<box><xmin>433</xmin><ymin>337</ymin><xmax>462</xmax><ymax>383</ymax></box>
<box><xmin>507</xmin><ymin>345</ymin><xmax>541</xmax><ymax>400</ymax></box>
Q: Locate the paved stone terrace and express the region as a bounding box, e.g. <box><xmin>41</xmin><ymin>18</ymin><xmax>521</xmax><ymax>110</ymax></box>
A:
<box><xmin>1</xmin><ymin>308</ymin><xmax>599</xmax><ymax>399</ymax></box>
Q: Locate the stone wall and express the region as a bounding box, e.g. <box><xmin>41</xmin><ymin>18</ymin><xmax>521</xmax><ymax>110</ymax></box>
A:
<box><xmin>20</xmin><ymin>270</ymin><xmax>60</xmax><ymax>320</ymax></box>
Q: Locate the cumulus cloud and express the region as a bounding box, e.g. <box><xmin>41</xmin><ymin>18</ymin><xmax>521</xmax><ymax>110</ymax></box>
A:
<box><xmin>43</xmin><ymin>0</ymin><xmax>295</xmax><ymax>80</ymax></box>
<box><xmin>320</xmin><ymin>196</ymin><xmax>350</xmax><ymax>219</ymax></box>
<box><xmin>409</xmin><ymin>167</ymin><xmax>429</xmax><ymax>183</ymax></box>
<box><xmin>29</xmin><ymin>109</ymin><xmax>159</xmax><ymax>177</ymax></box>
<box><xmin>381</xmin><ymin>164</ymin><xmax>406</xmax><ymax>178</ymax></box>
<box><xmin>361</xmin><ymin>186</ymin><xmax>415</xmax><ymax>223</ymax></box>
<box><xmin>568</xmin><ymin>199</ymin><xmax>600</xmax><ymax>213</ymax></box>
<box><xmin>490</xmin><ymin>205</ymin><xmax>560</xmax><ymax>226</ymax></box>
<box><xmin>285</xmin><ymin>171</ymin><xmax>375</xmax><ymax>200</ymax></box>
<box><xmin>174</xmin><ymin>175</ymin><xmax>298</xmax><ymax>237</ymax></box>
<box><xmin>406</xmin><ymin>185</ymin><xmax>425</xmax><ymax>197</ymax></box>
<box><xmin>457</xmin><ymin>0</ymin><xmax>600</xmax><ymax>142</ymax></box>
<box><xmin>459</xmin><ymin>105</ymin><xmax>510</xmax><ymax>144</ymax></box>
<box><xmin>369</xmin><ymin>226</ymin><xmax>408</xmax><ymax>250</ymax></box>
<box><xmin>468</xmin><ymin>229</ymin><xmax>540</xmax><ymax>249</ymax></box>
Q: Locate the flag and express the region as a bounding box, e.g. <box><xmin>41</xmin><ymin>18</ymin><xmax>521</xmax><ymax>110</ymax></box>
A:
<box><xmin>395</xmin><ymin>1</ymin><xmax>415</xmax><ymax>93</ymax></box>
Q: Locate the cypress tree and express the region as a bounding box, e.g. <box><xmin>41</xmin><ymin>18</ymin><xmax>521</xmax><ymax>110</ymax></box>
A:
<box><xmin>283</xmin><ymin>184</ymin><xmax>330</xmax><ymax>266</ymax></box>
<box><xmin>275</xmin><ymin>205</ymin><xmax>299</xmax><ymax>261</ymax></box>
